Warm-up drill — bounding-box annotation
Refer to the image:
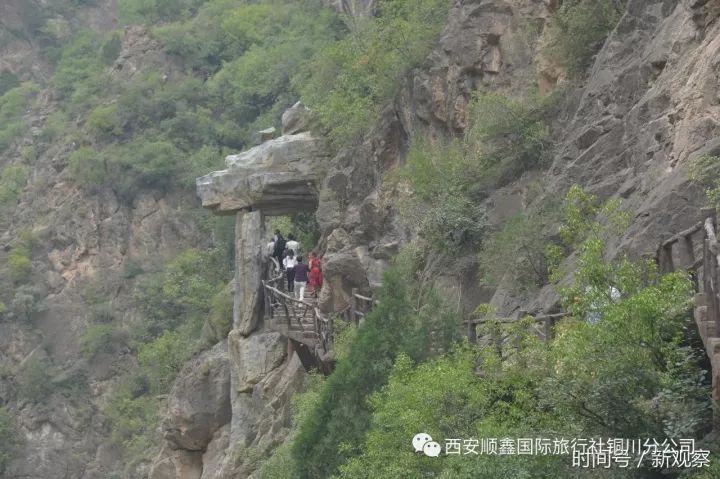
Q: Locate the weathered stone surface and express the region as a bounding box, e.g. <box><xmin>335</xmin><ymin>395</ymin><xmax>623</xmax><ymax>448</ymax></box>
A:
<box><xmin>281</xmin><ymin>101</ymin><xmax>314</xmax><ymax>135</ymax></box>
<box><xmin>228</xmin><ymin>331</ymin><xmax>286</xmax><ymax>393</ymax></box>
<box><xmin>162</xmin><ymin>342</ymin><xmax>232</xmax><ymax>452</ymax></box>
<box><xmin>234</xmin><ymin>210</ymin><xmax>265</xmax><ymax>336</ymax></box>
<box><xmin>225</xmin><ymin>351</ymin><xmax>305</xmax><ymax>478</ymax></box>
<box><xmin>251</xmin><ymin>127</ymin><xmax>277</xmax><ymax>146</ymax></box>
<box><xmin>324</xmin><ymin>0</ymin><xmax>375</xmax><ymax>17</ymax></box>
<box><xmin>199</xmin><ymin>425</ymin><xmax>230</xmax><ymax>479</ymax></box>
<box><xmin>148</xmin><ymin>445</ymin><xmax>203</xmax><ymax>479</ymax></box>
<box><xmin>196</xmin><ymin>132</ymin><xmax>331</xmax><ymax>216</ymax></box>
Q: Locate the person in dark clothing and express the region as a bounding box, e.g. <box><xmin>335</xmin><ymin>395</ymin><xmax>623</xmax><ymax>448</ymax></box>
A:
<box><xmin>294</xmin><ymin>256</ymin><xmax>309</xmax><ymax>300</ymax></box>
<box><xmin>273</xmin><ymin>229</ymin><xmax>286</xmax><ymax>263</ymax></box>
<box><xmin>283</xmin><ymin>250</ymin><xmax>297</xmax><ymax>292</ymax></box>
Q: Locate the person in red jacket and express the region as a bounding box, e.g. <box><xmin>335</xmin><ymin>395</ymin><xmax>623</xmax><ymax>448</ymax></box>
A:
<box><xmin>308</xmin><ymin>251</ymin><xmax>323</xmax><ymax>296</ymax></box>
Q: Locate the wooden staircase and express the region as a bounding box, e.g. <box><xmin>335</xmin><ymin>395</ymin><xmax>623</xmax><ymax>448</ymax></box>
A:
<box><xmin>262</xmin><ymin>260</ymin><xmax>331</xmax><ymax>371</ymax></box>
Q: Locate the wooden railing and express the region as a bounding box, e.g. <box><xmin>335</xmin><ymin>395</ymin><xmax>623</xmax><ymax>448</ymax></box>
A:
<box><xmin>261</xmin><ymin>264</ymin><xmax>378</xmax><ymax>357</ymax></box>
<box><xmin>464</xmin><ymin>310</ymin><xmax>567</xmax><ymax>346</ymax></box>
<box><xmin>656</xmin><ymin>208</ymin><xmax>720</xmax><ymax>344</ymax></box>
<box><xmin>343</xmin><ymin>288</ymin><xmax>379</xmax><ymax>325</ymax></box>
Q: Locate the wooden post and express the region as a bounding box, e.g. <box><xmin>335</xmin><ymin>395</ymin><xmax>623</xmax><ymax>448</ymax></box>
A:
<box><xmin>715</xmin><ymin>255</ymin><xmax>720</xmax><ymax>339</ymax></box>
<box><xmin>705</xmin><ymin>239</ymin><xmax>717</xmax><ymax>337</ymax></box>
<box><xmin>659</xmin><ymin>243</ymin><xmax>675</xmax><ymax>273</ymax></box>
<box><xmin>680</xmin><ymin>235</ymin><xmax>696</xmax><ymax>272</ymax></box>
<box><xmin>351</xmin><ymin>288</ymin><xmax>358</xmax><ymax>326</ymax></box>
<box><xmin>467</xmin><ymin>321</ymin><xmax>477</xmax><ymax>344</ymax></box>
<box><xmin>702</xmin><ymin>207</ymin><xmax>717</xmax><ymax>230</ymax></box>
<box><xmin>543</xmin><ymin>317</ymin><xmax>555</xmax><ymax>343</ymax></box>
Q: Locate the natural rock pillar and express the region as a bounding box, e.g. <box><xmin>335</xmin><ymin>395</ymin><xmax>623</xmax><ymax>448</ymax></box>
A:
<box><xmin>234</xmin><ymin>209</ymin><xmax>265</xmax><ymax>335</ymax></box>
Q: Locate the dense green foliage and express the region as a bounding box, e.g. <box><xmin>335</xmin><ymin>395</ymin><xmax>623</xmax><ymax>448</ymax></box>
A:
<box><xmin>0</xmin><ymin>70</ymin><xmax>20</xmax><ymax>96</ymax></box>
<box><xmin>0</xmin><ymin>82</ymin><xmax>38</xmax><ymax>153</ymax></box>
<box><xmin>295</xmin><ymin>0</ymin><xmax>450</xmax><ymax>145</ymax></box>
<box><xmin>118</xmin><ymin>0</ymin><xmax>206</xmax><ymax>24</ymax></box>
<box><xmin>316</xmin><ymin>187</ymin><xmax>710</xmax><ymax>478</ymax></box>
<box><xmin>399</xmin><ymin>92</ymin><xmax>554</xmax><ymax>252</ymax></box>
<box><xmin>45</xmin><ymin>0</ymin><xmax>342</xmax><ymax>202</ymax></box>
<box><xmin>266</xmin><ymin>212</ymin><xmax>322</xmax><ymax>254</ymax></box>
<box><xmin>104</xmin><ymin>247</ymin><xmax>232</xmax><ymax>469</ymax></box>
<box><xmin>477</xmin><ymin>195</ymin><xmax>561</xmax><ymax>290</ymax></box>
<box><xmin>17</xmin><ymin>358</ymin><xmax>55</xmax><ymax>403</ymax></box>
<box><xmin>53</xmin><ymin>30</ymin><xmax>115</xmax><ymax>112</ymax></box>
<box><xmin>547</xmin><ymin>0</ymin><xmax>624</xmax><ymax>77</ymax></box>
<box><xmin>81</xmin><ymin>322</ymin><xmax>129</xmax><ymax>356</ymax></box>
<box><xmin>0</xmin><ymin>407</ymin><xmax>18</xmax><ymax>473</ymax></box>
<box><xmin>689</xmin><ymin>154</ymin><xmax>720</xmax><ymax>208</ymax></box>
<box><xmin>291</xmin><ymin>249</ymin><xmax>462</xmax><ymax>478</ymax></box>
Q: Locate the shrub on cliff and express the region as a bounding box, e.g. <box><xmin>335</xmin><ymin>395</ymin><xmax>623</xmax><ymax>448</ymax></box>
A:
<box><xmin>17</xmin><ymin>358</ymin><xmax>54</xmax><ymax>403</ymax></box>
<box><xmin>546</xmin><ymin>0</ymin><xmax>624</xmax><ymax>77</ymax></box>
<box><xmin>292</xmin><ymin>250</ymin><xmax>462</xmax><ymax>478</ymax></box>
<box><xmin>398</xmin><ymin>92</ymin><xmax>553</xmax><ymax>253</ymax></box>
<box><xmin>0</xmin><ymin>82</ymin><xmax>38</xmax><ymax>152</ymax></box>
<box><xmin>0</xmin><ymin>407</ymin><xmax>19</xmax><ymax>473</ymax></box>
<box><xmin>81</xmin><ymin>323</ymin><xmax>130</xmax><ymax>357</ymax></box>
<box><xmin>331</xmin><ymin>188</ymin><xmax>709</xmax><ymax>478</ymax></box>
<box><xmin>295</xmin><ymin>0</ymin><xmax>451</xmax><ymax>146</ymax></box>
<box><xmin>689</xmin><ymin>154</ymin><xmax>720</xmax><ymax>208</ymax></box>
<box><xmin>477</xmin><ymin>197</ymin><xmax>561</xmax><ymax>291</ymax></box>
<box><xmin>0</xmin><ymin>165</ymin><xmax>30</xmax><ymax>216</ymax></box>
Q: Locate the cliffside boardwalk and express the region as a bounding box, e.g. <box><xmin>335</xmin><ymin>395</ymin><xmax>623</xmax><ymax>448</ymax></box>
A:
<box><xmin>657</xmin><ymin>207</ymin><xmax>720</xmax><ymax>425</ymax></box>
<box><xmin>262</xmin><ymin>258</ymin><xmax>376</xmax><ymax>372</ymax></box>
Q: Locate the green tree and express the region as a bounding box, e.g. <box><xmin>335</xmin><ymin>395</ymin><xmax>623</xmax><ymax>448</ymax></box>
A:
<box><xmin>546</xmin><ymin>0</ymin><xmax>624</xmax><ymax>77</ymax></box>
<box><xmin>0</xmin><ymin>70</ymin><xmax>20</xmax><ymax>96</ymax></box>
<box><xmin>0</xmin><ymin>82</ymin><xmax>39</xmax><ymax>152</ymax></box>
<box><xmin>689</xmin><ymin>154</ymin><xmax>720</xmax><ymax>208</ymax></box>
<box><xmin>292</xmin><ymin>252</ymin><xmax>462</xmax><ymax>478</ymax></box>
<box><xmin>0</xmin><ymin>407</ymin><xmax>19</xmax><ymax>473</ymax></box>
<box><xmin>328</xmin><ymin>187</ymin><xmax>709</xmax><ymax>478</ymax></box>
<box><xmin>295</xmin><ymin>0</ymin><xmax>450</xmax><ymax>146</ymax></box>
<box><xmin>53</xmin><ymin>31</ymin><xmax>107</xmax><ymax>111</ymax></box>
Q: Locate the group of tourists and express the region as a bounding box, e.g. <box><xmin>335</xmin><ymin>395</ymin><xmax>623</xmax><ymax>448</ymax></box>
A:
<box><xmin>267</xmin><ymin>229</ymin><xmax>323</xmax><ymax>301</ymax></box>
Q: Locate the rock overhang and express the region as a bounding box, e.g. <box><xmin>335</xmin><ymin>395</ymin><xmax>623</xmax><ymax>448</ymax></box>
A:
<box><xmin>196</xmin><ymin>131</ymin><xmax>331</xmax><ymax>216</ymax></box>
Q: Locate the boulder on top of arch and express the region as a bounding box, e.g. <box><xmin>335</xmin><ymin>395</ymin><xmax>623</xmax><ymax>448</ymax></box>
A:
<box><xmin>196</xmin><ymin>103</ymin><xmax>330</xmax><ymax>216</ymax></box>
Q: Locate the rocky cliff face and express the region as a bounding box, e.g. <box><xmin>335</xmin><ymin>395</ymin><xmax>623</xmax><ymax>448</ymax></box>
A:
<box><xmin>318</xmin><ymin>0</ymin><xmax>720</xmax><ymax>316</ymax></box>
<box><xmin>2</xmin><ymin>0</ymin><xmax>720</xmax><ymax>477</ymax></box>
<box><xmin>114</xmin><ymin>1</ymin><xmax>720</xmax><ymax>477</ymax></box>
<box><xmin>0</xmin><ymin>22</ymin><xmax>214</xmax><ymax>479</ymax></box>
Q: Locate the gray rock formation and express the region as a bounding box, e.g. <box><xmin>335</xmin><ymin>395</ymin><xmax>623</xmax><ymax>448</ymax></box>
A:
<box><xmin>281</xmin><ymin>101</ymin><xmax>316</xmax><ymax>136</ymax></box>
<box><xmin>162</xmin><ymin>342</ymin><xmax>232</xmax><ymax>452</ymax></box>
<box><xmin>233</xmin><ymin>211</ymin><xmax>265</xmax><ymax>336</ymax></box>
<box><xmin>196</xmin><ymin>124</ymin><xmax>331</xmax><ymax>216</ymax></box>
<box><xmin>148</xmin><ymin>446</ymin><xmax>203</xmax><ymax>479</ymax></box>
<box><xmin>228</xmin><ymin>331</ymin><xmax>286</xmax><ymax>393</ymax></box>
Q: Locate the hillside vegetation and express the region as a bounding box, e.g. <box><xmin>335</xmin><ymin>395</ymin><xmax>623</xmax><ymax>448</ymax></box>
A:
<box><xmin>1</xmin><ymin>0</ymin><xmax>717</xmax><ymax>477</ymax></box>
<box><xmin>1</xmin><ymin>0</ymin><xmax>453</xmax><ymax>473</ymax></box>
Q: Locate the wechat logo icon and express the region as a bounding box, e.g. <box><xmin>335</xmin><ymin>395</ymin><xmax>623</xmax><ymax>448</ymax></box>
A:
<box><xmin>412</xmin><ymin>432</ymin><xmax>441</xmax><ymax>457</ymax></box>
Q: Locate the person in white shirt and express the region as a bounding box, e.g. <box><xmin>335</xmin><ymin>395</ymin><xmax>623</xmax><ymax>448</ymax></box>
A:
<box><xmin>283</xmin><ymin>250</ymin><xmax>297</xmax><ymax>292</ymax></box>
<box><xmin>286</xmin><ymin>234</ymin><xmax>300</xmax><ymax>257</ymax></box>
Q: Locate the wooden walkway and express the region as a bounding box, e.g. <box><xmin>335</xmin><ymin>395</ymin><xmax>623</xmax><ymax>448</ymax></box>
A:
<box><xmin>262</xmin><ymin>208</ymin><xmax>720</xmax><ymax>403</ymax></box>
<box><xmin>656</xmin><ymin>208</ymin><xmax>720</xmax><ymax>420</ymax></box>
<box><xmin>261</xmin><ymin>258</ymin><xmax>377</xmax><ymax>370</ymax></box>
